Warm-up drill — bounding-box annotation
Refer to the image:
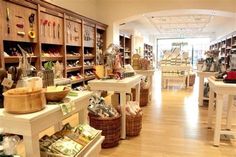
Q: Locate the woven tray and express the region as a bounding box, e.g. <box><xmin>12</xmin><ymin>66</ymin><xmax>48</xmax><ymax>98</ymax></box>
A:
<box><xmin>88</xmin><ymin>113</ymin><xmax>121</xmax><ymax>148</ymax></box>
<box><xmin>126</xmin><ymin>113</ymin><xmax>142</xmax><ymax>136</ymax></box>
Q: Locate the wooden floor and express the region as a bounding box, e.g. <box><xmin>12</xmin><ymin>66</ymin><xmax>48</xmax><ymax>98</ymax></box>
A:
<box><xmin>99</xmin><ymin>71</ymin><xmax>236</xmax><ymax>157</ymax></box>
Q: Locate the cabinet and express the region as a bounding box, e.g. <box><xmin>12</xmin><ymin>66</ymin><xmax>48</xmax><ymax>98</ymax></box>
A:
<box><xmin>119</xmin><ymin>34</ymin><xmax>132</xmax><ymax>65</ymax></box>
<box><xmin>0</xmin><ymin>0</ymin><xmax>107</xmax><ymax>86</ymax></box>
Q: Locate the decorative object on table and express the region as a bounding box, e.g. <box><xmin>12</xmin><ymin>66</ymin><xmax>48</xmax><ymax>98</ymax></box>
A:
<box><xmin>44</xmin><ymin>86</ymin><xmax>70</xmax><ymax>102</ymax></box>
<box><xmin>126</xmin><ymin>101</ymin><xmax>142</xmax><ymax>136</ymax></box>
<box><xmin>139</xmin><ymin>58</ymin><xmax>150</xmax><ymax>70</ymax></box>
<box><xmin>0</xmin><ymin>69</ymin><xmax>7</xmax><ymax>108</ymax></box>
<box><xmin>3</xmin><ymin>86</ymin><xmax>45</xmax><ymax>114</ymax></box>
<box><xmin>223</xmin><ymin>53</ymin><xmax>236</xmax><ymax>83</ymax></box>
<box><xmin>54</xmin><ymin>61</ymin><xmax>64</xmax><ymax>79</ymax></box>
<box><xmin>132</xmin><ymin>54</ymin><xmax>141</xmax><ymax>70</ymax></box>
<box><xmin>104</xmin><ymin>44</ymin><xmax>124</xmax><ymax>79</ymax></box>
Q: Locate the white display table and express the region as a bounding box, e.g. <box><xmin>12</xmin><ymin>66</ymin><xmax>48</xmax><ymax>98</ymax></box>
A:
<box><xmin>0</xmin><ymin>91</ymin><xmax>104</xmax><ymax>157</ymax></box>
<box><xmin>88</xmin><ymin>75</ymin><xmax>142</xmax><ymax>139</ymax></box>
<box><xmin>135</xmin><ymin>69</ymin><xmax>155</xmax><ymax>102</ymax></box>
<box><xmin>207</xmin><ymin>77</ymin><xmax>236</xmax><ymax>146</ymax></box>
<box><xmin>197</xmin><ymin>71</ymin><xmax>217</xmax><ymax>106</ymax></box>
<box><xmin>161</xmin><ymin>65</ymin><xmax>191</xmax><ymax>88</ymax></box>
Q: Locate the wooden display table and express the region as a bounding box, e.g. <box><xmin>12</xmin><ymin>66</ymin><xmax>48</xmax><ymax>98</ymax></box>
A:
<box><xmin>88</xmin><ymin>75</ymin><xmax>142</xmax><ymax>139</ymax></box>
<box><xmin>135</xmin><ymin>69</ymin><xmax>155</xmax><ymax>102</ymax></box>
<box><xmin>207</xmin><ymin>77</ymin><xmax>236</xmax><ymax>146</ymax></box>
<box><xmin>197</xmin><ymin>71</ymin><xmax>217</xmax><ymax>106</ymax></box>
<box><xmin>161</xmin><ymin>65</ymin><xmax>191</xmax><ymax>88</ymax></box>
<box><xmin>0</xmin><ymin>91</ymin><xmax>104</xmax><ymax>157</ymax></box>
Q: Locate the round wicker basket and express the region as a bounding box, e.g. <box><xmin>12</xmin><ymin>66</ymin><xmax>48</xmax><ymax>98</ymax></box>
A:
<box><xmin>88</xmin><ymin>113</ymin><xmax>121</xmax><ymax>148</ymax></box>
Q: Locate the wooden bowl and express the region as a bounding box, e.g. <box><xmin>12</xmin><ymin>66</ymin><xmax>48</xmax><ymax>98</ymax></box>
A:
<box><xmin>44</xmin><ymin>87</ymin><xmax>70</xmax><ymax>102</ymax></box>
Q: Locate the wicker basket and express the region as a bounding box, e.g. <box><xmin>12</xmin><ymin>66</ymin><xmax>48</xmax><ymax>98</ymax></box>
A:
<box><xmin>126</xmin><ymin>113</ymin><xmax>142</xmax><ymax>136</ymax></box>
<box><xmin>131</xmin><ymin>87</ymin><xmax>149</xmax><ymax>107</ymax></box>
<box><xmin>187</xmin><ymin>74</ymin><xmax>196</xmax><ymax>86</ymax></box>
<box><xmin>88</xmin><ymin>113</ymin><xmax>121</xmax><ymax>148</ymax></box>
<box><xmin>140</xmin><ymin>87</ymin><xmax>149</xmax><ymax>107</ymax></box>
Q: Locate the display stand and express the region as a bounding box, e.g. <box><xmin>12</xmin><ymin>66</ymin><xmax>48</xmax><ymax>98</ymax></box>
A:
<box><xmin>207</xmin><ymin>77</ymin><xmax>236</xmax><ymax>146</ymax></box>
<box><xmin>135</xmin><ymin>69</ymin><xmax>155</xmax><ymax>102</ymax></box>
<box><xmin>197</xmin><ymin>71</ymin><xmax>217</xmax><ymax>106</ymax></box>
<box><xmin>161</xmin><ymin>65</ymin><xmax>191</xmax><ymax>88</ymax></box>
<box><xmin>0</xmin><ymin>91</ymin><xmax>104</xmax><ymax>157</ymax></box>
<box><xmin>88</xmin><ymin>75</ymin><xmax>142</xmax><ymax>139</ymax></box>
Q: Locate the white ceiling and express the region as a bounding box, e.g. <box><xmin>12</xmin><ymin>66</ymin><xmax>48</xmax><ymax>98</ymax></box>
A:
<box><xmin>119</xmin><ymin>10</ymin><xmax>236</xmax><ymax>39</ymax></box>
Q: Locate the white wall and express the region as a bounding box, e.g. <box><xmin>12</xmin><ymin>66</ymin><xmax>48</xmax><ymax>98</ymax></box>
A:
<box><xmin>47</xmin><ymin>0</ymin><xmax>97</xmax><ymax>20</ymax></box>
<box><xmin>49</xmin><ymin>0</ymin><xmax>236</xmax><ymax>45</ymax></box>
<box><xmin>96</xmin><ymin>0</ymin><xmax>236</xmax><ymax>44</ymax></box>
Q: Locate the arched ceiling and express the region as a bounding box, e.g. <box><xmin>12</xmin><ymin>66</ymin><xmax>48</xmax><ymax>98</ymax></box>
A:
<box><xmin>119</xmin><ymin>9</ymin><xmax>236</xmax><ymax>40</ymax></box>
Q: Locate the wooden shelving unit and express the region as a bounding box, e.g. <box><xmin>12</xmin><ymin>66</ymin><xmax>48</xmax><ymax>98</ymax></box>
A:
<box><xmin>0</xmin><ymin>0</ymin><xmax>107</xmax><ymax>87</ymax></box>
<box><xmin>210</xmin><ymin>31</ymin><xmax>236</xmax><ymax>69</ymax></box>
<box><xmin>96</xmin><ymin>26</ymin><xmax>106</xmax><ymax>65</ymax></box>
<box><xmin>0</xmin><ymin>1</ymin><xmax>108</xmax><ymax>156</ymax></box>
<box><xmin>119</xmin><ymin>34</ymin><xmax>132</xmax><ymax>65</ymax></box>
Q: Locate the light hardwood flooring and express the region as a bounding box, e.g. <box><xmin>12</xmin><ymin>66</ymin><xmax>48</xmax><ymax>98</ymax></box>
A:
<box><xmin>99</xmin><ymin>71</ymin><xmax>236</xmax><ymax>157</ymax></box>
<box><xmin>16</xmin><ymin>71</ymin><xmax>236</xmax><ymax>156</ymax></box>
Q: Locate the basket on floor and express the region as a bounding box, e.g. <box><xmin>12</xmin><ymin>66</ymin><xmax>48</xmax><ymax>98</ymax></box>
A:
<box><xmin>140</xmin><ymin>87</ymin><xmax>149</xmax><ymax>107</ymax></box>
<box><xmin>88</xmin><ymin>113</ymin><xmax>121</xmax><ymax>148</ymax></box>
<box><xmin>188</xmin><ymin>74</ymin><xmax>196</xmax><ymax>86</ymax></box>
<box><xmin>131</xmin><ymin>87</ymin><xmax>149</xmax><ymax>107</ymax></box>
<box><xmin>126</xmin><ymin>113</ymin><xmax>142</xmax><ymax>136</ymax></box>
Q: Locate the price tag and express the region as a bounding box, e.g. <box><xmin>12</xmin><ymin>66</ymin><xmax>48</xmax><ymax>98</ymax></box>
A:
<box><xmin>1</xmin><ymin>78</ymin><xmax>13</xmax><ymax>88</ymax></box>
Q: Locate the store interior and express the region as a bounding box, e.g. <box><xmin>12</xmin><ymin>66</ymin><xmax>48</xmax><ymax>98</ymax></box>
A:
<box><xmin>0</xmin><ymin>0</ymin><xmax>236</xmax><ymax>157</ymax></box>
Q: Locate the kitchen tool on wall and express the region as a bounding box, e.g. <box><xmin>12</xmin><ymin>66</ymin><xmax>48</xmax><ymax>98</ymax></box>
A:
<box><xmin>58</xmin><ymin>23</ymin><xmax>60</xmax><ymax>39</ymax></box>
<box><xmin>28</xmin><ymin>13</ymin><xmax>36</xmax><ymax>39</ymax></box>
<box><xmin>6</xmin><ymin>7</ymin><xmax>10</xmax><ymax>34</ymax></box>
<box><xmin>48</xmin><ymin>21</ymin><xmax>51</xmax><ymax>38</ymax></box>
<box><xmin>43</xmin><ymin>20</ymin><xmax>48</xmax><ymax>37</ymax></box>
<box><xmin>53</xmin><ymin>21</ymin><xmax>56</xmax><ymax>38</ymax></box>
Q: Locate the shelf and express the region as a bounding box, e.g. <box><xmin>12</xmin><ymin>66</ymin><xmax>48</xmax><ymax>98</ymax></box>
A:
<box><xmin>203</xmin><ymin>97</ymin><xmax>209</xmax><ymax>100</ymax></box>
<box><xmin>4</xmin><ymin>56</ymin><xmax>38</xmax><ymax>63</ymax></box>
<box><xmin>84</xmin><ymin>75</ymin><xmax>96</xmax><ymax>81</ymax></box>
<box><xmin>125</xmin><ymin>57</ymin><xmax>131</xmax><ymax>59</ymax></box>
<box><xmin>67</xmin><ymin>55</ymin><xmax>81</xmax><ymax>60</ymax></box>
<box><xmin>84</xmin><ymin>65</ymin><xmax>94</xmax><ymax>70</ymax></box>
<box><xmin>41</xmin><ymin>56</ymin><xmax>63</xmax><ymax>62</ymax></box>
<box><xmin>84</xmin><ymin>55</ymin><xmax>95</xmax><ymax>60</ymax></box>
<box><xmin>71</xmin><ymin>78</ymin><xmax>84</xmax><ymax>84</ymax></box>
<box><xmin>66</xmin><ymin>66</ymin><xmax>83</xmax><ymax>72</ymax></box>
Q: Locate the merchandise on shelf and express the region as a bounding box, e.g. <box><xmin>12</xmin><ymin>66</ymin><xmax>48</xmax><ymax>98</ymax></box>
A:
<box><xmin>40</xmin><ymin>123</ymin><xmax>100</xmax><ymax>157</ymax></box>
